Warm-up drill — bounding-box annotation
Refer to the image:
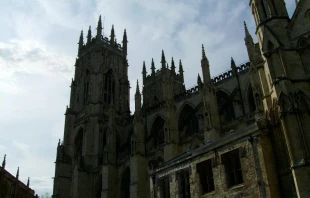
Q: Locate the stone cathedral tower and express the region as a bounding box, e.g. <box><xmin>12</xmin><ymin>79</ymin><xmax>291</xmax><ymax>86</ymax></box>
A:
<box><xmin>53</xmin><ymin>1</ymin><xmax>310</xmax><ymax>197</ymax></box>
<box><xmin>52</xmin><ymin>16</ymin><xmax>150</xmax><ymax>198</ymax></box>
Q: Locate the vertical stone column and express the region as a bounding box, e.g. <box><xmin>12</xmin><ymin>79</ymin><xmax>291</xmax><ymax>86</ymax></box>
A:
<box><xmin>130</xmin><ymin>155</ymin><xmax>150</xmax><ymax>198</ymax></box>
<box><xmin>101</xmin><ymin>164</ymin><xmax>117</xmax><ymax>197</ymax></box>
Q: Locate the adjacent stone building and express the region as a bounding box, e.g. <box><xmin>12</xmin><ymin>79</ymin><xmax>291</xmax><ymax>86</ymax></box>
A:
<box><xmin>52</xmin><ymin>0</ymin><xmax>310</xmax><ymax>197</ymax></box>
<box><xmin>0</xmin><ymin>155</ymin><xmax>36</xmax><ymax>198</ymax></box>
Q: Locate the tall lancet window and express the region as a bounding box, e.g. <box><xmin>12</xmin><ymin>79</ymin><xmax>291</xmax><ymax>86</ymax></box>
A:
<box><xmin>83</xmin><ymin>69</ymin><xmax>90</xmax><ymax>105</ymax></box>
<box><xmin>103</xmin><ymin>70</ymin><xmax>116</xmax><ymax>104</ymax></box>
<box><xmin>299</xmin><ymin>37</ymin><xmax>310</xmax><ymax>74</ymax></box>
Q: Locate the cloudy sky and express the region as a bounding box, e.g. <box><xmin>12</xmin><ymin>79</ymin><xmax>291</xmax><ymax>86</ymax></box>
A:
<box><xmin>0</xmin><ymin>0</ymin><xmax>296</xmax><ymax>196</ymax></box>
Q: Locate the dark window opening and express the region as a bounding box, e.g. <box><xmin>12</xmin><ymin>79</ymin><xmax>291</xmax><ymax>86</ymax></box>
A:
<box><xmin>150</xmin><ymin>117</ymin><xmax>165</xmax><ymax>148</ymax></box>
<box><xmin>196</xmin><ymin>160</ymin><xmax>214</xmax><ymax>194</ymax></box>
<box><xmin>83</xmin><ymin>81</ymin><xmax>89</xmax><ymax>105</ymax></box>
<box><xmin>217</xmin><ymin>90</ymin><xmax>235</xmax><ymax>123</ymax></box>
<box><xmin>103</xmin><ymin>70</ymin><xmax>116</xmax><ymax>104</ymax></box>
<box><xmin>178</xmin><ymin>170</ymin><xmax>191</xmax><ymax>198</ymax></box>
<box><xmin>74</xmin><ymin>129</ymin><xmax>84</xmax><ymax>164</ymax></box>
<box><xmin>178</xmin><ymin>104</ymin><xmax>199</xmax><ymax>138</ymax></box>
<box><xmin>159</xmin><ymin>177</ymin><xmax>170</xmax><ymax>198</ymax></box>
<box><xmin>300</xmin><ymin>46</ymin><xmax>310</xmax><ymax>74</ymax></box>
<box><xmin>98</xmin><ymin>129</ymin><xmax>108</xmax><ymax>165</ymax></box>
<box><xmin>222</xmin><ymin>149</ymin><xmax>243</xmax><ymax>188</ymax></box>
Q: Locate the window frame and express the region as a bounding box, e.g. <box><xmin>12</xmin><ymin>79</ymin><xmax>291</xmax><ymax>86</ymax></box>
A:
<box><xmin>196</xmin><ymin>159</ymin><xmax>215</xmax><ymax>194</ymax></box>
<box><xmin>222</xmin><ymin>149</ymin><xmax>244</xmax><ymax>188</ymax></box>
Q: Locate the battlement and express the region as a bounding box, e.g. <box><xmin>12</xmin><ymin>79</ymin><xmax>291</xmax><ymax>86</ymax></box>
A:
<box><xmin>144</xmin><ymin>68</ymin><xmax>183</xmax><ymax>84</ymax></box>
<box><xmin>78</xmin><ymin>36</ymin><xmax>124</xmax><ymax>57</ymax></box>
<box><xmin>212</xmin><ymin>61</ymin><xmax>250</xmax><ymax>85</ymax></box>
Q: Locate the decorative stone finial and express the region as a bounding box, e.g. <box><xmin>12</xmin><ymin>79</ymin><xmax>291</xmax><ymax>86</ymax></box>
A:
<box><xmin>2</xmin><ymin>154</ymin><xmax>6</xmax><ymax>169</ymax></box>
<box><xmin>16</xmin><ymin>167</ymin><xmax>19</xmax><ymax>180</ymax></box>
<box><xmin>27</xmin><ymin>177</ymin><xmax>30</xmax><ymax>187</ymax></box>
<box><xmin>135</xmin><ymin>80</ymin><xmax>140</xmax><ymax>95</ymax></box>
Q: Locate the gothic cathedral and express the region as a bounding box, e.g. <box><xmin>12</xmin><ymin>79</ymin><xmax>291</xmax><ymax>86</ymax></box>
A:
<box><xmin>53</xmin><ymin>1</ymin><xmax>310</xmax><ymax>197</ymax></box>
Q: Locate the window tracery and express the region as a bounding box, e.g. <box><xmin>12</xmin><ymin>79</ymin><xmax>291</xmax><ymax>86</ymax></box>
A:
<box><xmin>74</xmin><ymin>129</ymin><xmax>84</xmax><ymax>164</ymax></box>
<box><xmin>178</xmin><ymin>104</ymin><xmax>199</xmax><ymax>139</ymax></box>
<box><xmin>103</xmin><ymin>70</ymin><xmax>116</xmax><ymax>104</ymax></box>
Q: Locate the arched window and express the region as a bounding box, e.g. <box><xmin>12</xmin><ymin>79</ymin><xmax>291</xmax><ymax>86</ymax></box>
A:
<box><xmin>98</xmin><ymin>128</ymin><xmax>108</xmax><ymax>165</ymax></box>
<box><xmin>150</xmin><ymin>116</ymin><xmax>165</xmax><ymax>148</ymax></box>
<box><xmin>74</xmin><ymin>129</ymin><xmax>84</xmax><ymax>164</ymax></box>
<box><xmin>103</xmin><ymin>70</ymin><xmax>116</xmax><ymax>104</ymax></box>
<box><xmin>83</xmin><ymin>82</ymin><xmax>89</xmax><ymax>105</ymax></box>
<box><xmin>248</xmin><ymin>85</ymin><xmax>256</xmax><ymax>113</ymax></box>
<box><xmin>217</xmin><ymin>90</ymin><xmax>235</xmax><ymax>123</ymax></box>
<box><xmin>178</xmin><ymin>104</ymin><xmax>199</xmax><ymax>138</ymax></box>
<box><xmin>83</xmin><ymin>70</ymin><xmax>90</xmax><ymax>105</ymax></box>
<box><xmin>298</xmin><ymin>37</ymin><xmax>310</xmax><ymax>73</ymax></box>
<box><xmin>120</xmin><ymin>167</ymin><xmax>130</xmax><ymax>198</ymax></box>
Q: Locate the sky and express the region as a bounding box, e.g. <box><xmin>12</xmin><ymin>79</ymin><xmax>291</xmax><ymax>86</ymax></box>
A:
<box><xmin>0</xmin><ymin>0</ymin><xmax>297</xmax><ymax>196</ymax></box>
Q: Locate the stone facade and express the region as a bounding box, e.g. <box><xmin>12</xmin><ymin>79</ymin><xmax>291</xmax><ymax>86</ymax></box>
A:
<box><xmin>0</xmin><ymin>155</ymin><xmax>36</xmax><ymax>198</ymax></box>
<box><xmin>52</xmin><ymin>1</ymin><xmax>310</xmax><ymax>197</ymax></box>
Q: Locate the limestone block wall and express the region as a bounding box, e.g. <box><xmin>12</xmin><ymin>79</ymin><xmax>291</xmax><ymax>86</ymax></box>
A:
<box><xmin>151</xmin><ymin>131</ymin><xmax>263</xmax><ymax>198</ymax></box>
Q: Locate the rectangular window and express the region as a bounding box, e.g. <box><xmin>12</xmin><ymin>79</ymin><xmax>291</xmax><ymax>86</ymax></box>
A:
<box><xmin>177</xmin><ymin>170</ymin><xmax>191</xmax><ymax>198</ymax></box>
<box><xmin>159</xmin><ymin>176</ymin><xmax>170</xmax><ymax>198</ymax></box>
<box><xmin>222</xmin><ymin>149</ymin><xmax>243</xmax><ymax>188</ymax></box>
<box><xmin>196</xmin><ymin>159</ymin><xmax>214</xmax><ymax>194</ymax></box>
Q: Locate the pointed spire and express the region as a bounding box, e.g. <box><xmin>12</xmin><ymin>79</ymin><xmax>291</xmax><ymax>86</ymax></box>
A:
<box><xmin>231</xmin><ymin>57</ymin><xmax>237</xmax><ymax>76</ymax></box>
<box><xmin>231</xmin><ymin>57</ymin><xmax>237</xmax><ymax>68</ymax></box>
<box><xmin>166</xmin><ymin>63</ymin><xmax>169</xmax><ymax>69</ymax></box>
<box><xmin>151</xmin><ymin>58</ymin><xmax>156</xmax><ymax>76</ymax></box>
<box><xmin>135</xmin><ymin>79</ymin><xmax>141</xmax><ymax>113</ymax></box>
<box><xmin>171</xmin><ymin>57</ymin><xmax>176</xmax><ymax>73</ymax></box>
<box><xmin>179</xmin><ymin>59</ymin><xmax>184</xmax><ymax>73</ymax></box>
<box><xmin>114</xmin><ymin>38</ymin><xmax>118</xmax><ymax>47</ymax></box>
<box><xmin>197</xmin><ymin>73</ymin><xmax>202</xmax><ymax>85</ymax></box>
<box><xmin>202</xmin><ymin>44</ymin><xmax>207</xmax><ymax>59</ymax></box>
<box><xmin>123</xmin><ymin>29</ymin><xmax>127</xmax><ymax>41</ymax></box>
<box><xmin>244</xmin><ymin>21</ymin><xmax>255</xmax><ymax>62</ymax></box>
<box><xmin>135</xmin><ymin>80</ymin><xmax>140</xmax><ymax>95</ymax></box>
<box><xmin>87</xmin><ymin>26</ymin><xmax>92</xmax><ymax>43</ymax></box>
<box><xmin>27</xmin><ymin>177</ymin><xmax>30</xmax><ymax>187</ymax></box>
<box><xmin>96</xmin><ymin>15</ymin><xmax>102</xmax><ymax>40</ymax></box>
<box><xmin>161</xmin><ymin>50</ymin><xmax>166</xmax><ymax>69</ymax></box>
<box><xmin>142</xmin><ymin>61</ymin><xmax>146</xmax><ymax>73</ymax></box>
<box><xmin>244</xmin><ymin>21</ymin><xmax>252</xmax><ymax>39</ymax></box>
<box><xmin>78</xmin><ymin>30</ymin><xmax>84</xmax><ymax>56</ymax></box>
<box><xmin>78</xmin><ymin>30</ymin><xmax>84</xmax><ymax>45</ymax></box>
<box><xmin>2</xmin><ymin>154</ymin><xmax>6</xmax><ymax>169</ymax></box>
<box><xmin>16</xmin><ymin>167</ymin><xmax>19</xmax><ymax>180</ymax></box>
<box><xmin>179</xmin><ymin>59</ymin><xmax>184</xmax><ymax>82</ymax></box>
<box><xmin>110</xmin><ymin>25</ymin><xmax>115</xmax><ymax>45</ymax></box>
<box><xmin>122</xmin><ymin>29</ymin><xmax>128</xmax><ymax>56</ymax></box>
<box><xmin>142</xmin><ymin>61</ymin><xmax>147</xmax><ymax>83</ymax></box>
<box><xmin>201</xmin><ymin>45</ymin><xmax>211</xmax><ymax>83</ymax></box>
